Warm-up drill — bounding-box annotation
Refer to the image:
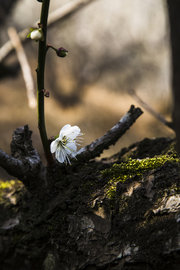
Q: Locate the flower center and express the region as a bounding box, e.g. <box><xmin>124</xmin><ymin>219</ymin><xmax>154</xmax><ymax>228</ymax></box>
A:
<box><xmin>58</xmin><ymin>136</ymin><xmax>68</xmax><ymax>147</ymax></box>
<box><xmin>62</xmin><ymin>136</ymin><xmax>67</xmax><ymax>144</ymax></box>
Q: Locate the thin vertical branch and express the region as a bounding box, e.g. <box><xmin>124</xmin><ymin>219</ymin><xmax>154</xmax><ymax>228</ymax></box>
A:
<box><xmin>36</xmin><ymin>0</ymin><xmax>53</xmax><ymax>165</ymax></box>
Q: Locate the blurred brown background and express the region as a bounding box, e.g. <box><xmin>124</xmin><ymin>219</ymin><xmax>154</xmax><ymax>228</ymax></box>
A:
<box><xmin>0</xmin><ymin>0</ymin><xmax>174</xmax><ymax>178</ymax></box>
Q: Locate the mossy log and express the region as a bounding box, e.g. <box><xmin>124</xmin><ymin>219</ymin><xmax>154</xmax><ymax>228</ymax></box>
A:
<box><xmin>0</xmin><ymin>135</ymin><xmax>180</xmax><ymax>270</ymax></box>
<box><xmin>0</xmin><ymin>106</ymin><xmax>179</xmax><ymax>270</ymax></box>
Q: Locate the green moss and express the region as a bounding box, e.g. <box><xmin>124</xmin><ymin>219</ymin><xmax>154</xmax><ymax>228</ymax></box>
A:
<box><xmin>102</xmin><ymin>154</ymin><xmax>180</xmax><ymax>199</ymax></box>
<box><xmin>0</xmin><ymin>179</ymin><xmax>23</xmax><ymax>204</ymax></box>
<box><xmin>0</xmin><ymin>180</ymin><xmax>16</xmax><ymax>189</ymax></box>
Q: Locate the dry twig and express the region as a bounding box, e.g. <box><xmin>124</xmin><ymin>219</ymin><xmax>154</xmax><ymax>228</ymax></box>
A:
<box><xmin>76</xmin><ymin>105</ymin><xmax>143</xmax><ymax>162</ymax></box>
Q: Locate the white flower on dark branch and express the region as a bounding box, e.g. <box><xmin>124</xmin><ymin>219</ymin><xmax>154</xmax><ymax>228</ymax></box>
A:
<box><xmin>50</xmin><ymin>124</ymin><xmax>82</xmax><ymax>164</ymax></box>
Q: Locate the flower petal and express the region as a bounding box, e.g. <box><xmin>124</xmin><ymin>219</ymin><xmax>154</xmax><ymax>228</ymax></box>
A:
<box><xmin>64</xmin><ymin>153</ymin><xmax>71</xmax><ymax>165</ymax></box>
<box><xmin>65</xmin><ymin>126</ymin><xmax>81</xmax><ymax>140</ymax></box>
<box><xmin>30</xmin><ymin>29</ymin><xmax>43</xmax><ymax>41</ymax></box>
<box><xmin>55</xmin><ymin>147</ymin><xmax>65</xmax><ymax>163</ymax></box>
<box><xmin>66</xmin><ymin>142</ymin><xmax>77</xmax><ymax>156</ymax></box>
<box><xmin>50</xmin><ymin>139</ymin><xmax>59</xmax><ymax>153</ymax></box>
<box><xmin>59</xmin><ymin>124</ymin><xmax>71</xmax><ymax>138</ymax></box>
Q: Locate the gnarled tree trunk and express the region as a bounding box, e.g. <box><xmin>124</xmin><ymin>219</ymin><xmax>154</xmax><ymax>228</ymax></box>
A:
<box><xmin>0</xmin><ymin>106</ymin><xmax>179</xmax><ymax>270</ymax></box>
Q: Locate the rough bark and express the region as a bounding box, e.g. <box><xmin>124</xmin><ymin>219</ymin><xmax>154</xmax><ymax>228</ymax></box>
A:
<box><xmin>0</xmin><ymin>106</ymin><xmax>179</xmax><ymax>270</ymax></box>
<box><xmin>0</xmin><ymin>137</ymin><xmax>179</xmax><ymax>270</ymax></box>
<box><xmin>0</xmin><ymin>125</ymin><xmax>45</xmax><ymax>192</ymax></box>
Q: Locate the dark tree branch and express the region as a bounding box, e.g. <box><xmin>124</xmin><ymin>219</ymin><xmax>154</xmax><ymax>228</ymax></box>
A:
<box><xmin>76</xmin><ymin>105</ymin><xmax>143</xmax><ymax>162</ymax></box>
<box><xmin>0</xmin><ymin>125</ymin><xmax>45</xmax><ymax>192</ymax></box>
<box><xmin>11</xmin><ymin>125</ymin><xmax>41</xmax><ymax>163</ymax></box>
<box><xmin>0</xmin><ymin>149</ymin><xmax>24</xmax><ymax>178</ymax></box>
<box><xmin>0</xmin><ymin>107</ymin><xmax>142</xmax><ymax>191</ymax></box>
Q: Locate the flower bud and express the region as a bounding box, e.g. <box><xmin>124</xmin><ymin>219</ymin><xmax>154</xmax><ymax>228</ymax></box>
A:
<box><xmin>41</xmin><ymin>89</ymin><xmax>50</xmax><ymax>97</ymax></box>
<box><xmin>29</xmin><ymin>29</ymin><xmax>43</xmax><ymax>41</ymax></box>
<box><xmin>43</xmin><ymin>89</ymin><xmax>50</xmax><ymax>97</ymax></box>
<box><xmin>56</xmin><ymin>47</ymin><xmax>68</xmax><ymax>58</ymax></box>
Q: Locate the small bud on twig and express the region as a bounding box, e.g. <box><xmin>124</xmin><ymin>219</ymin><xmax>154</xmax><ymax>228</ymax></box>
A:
<box><xmin>42</xmin><ymin>89</ymin><xmax>50</xmax><ymax>97</ymax></box>
<box><xmin>27</xmin><ymin>28</ymin><xmax>44</xmax><ymax>41</ymax></box>
<box><xmin>46</xmin><ymin>45</ymin><xmax>68</xmax><ymax>58</ymax></box>
<box><xmin>38</xmin><ymin>23</ymin><xmax>43</xmax><ymax>28</ymax></box>
<box><xmin>56</xmin><ymin>47</ymin><xmax>68</xmax><ymax>58</ymax></box>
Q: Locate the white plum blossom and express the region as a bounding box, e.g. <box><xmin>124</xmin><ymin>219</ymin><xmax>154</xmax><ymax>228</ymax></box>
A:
<box><xmin>50</xmin><ymin>124</ymin><xmax>82</xmax><ymax>164</ymax></box>
<box><xmin>30</xmin><ymin>29</ymin><xmax>43</xmax><ymax>41</ymax></box>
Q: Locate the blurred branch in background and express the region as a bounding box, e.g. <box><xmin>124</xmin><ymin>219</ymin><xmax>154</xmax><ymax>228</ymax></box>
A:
<box><xmin>0</xmin><ymin>0</ymin><xmax>98</xmax><ymax>63</ymax></box>
<box><xmin>48</xmin><ymin>0</ymin><xmax>98</xmax><ymax>26</ymax></box>
<box><xmin>128</xmin><ymin>89</ymin><xmax>174</xmax><ymax>131</ymax></box>
<box><xmin>7</xmin><ymin>27</ymin><xmax>36</xmax><ymax>109</ymax></box>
